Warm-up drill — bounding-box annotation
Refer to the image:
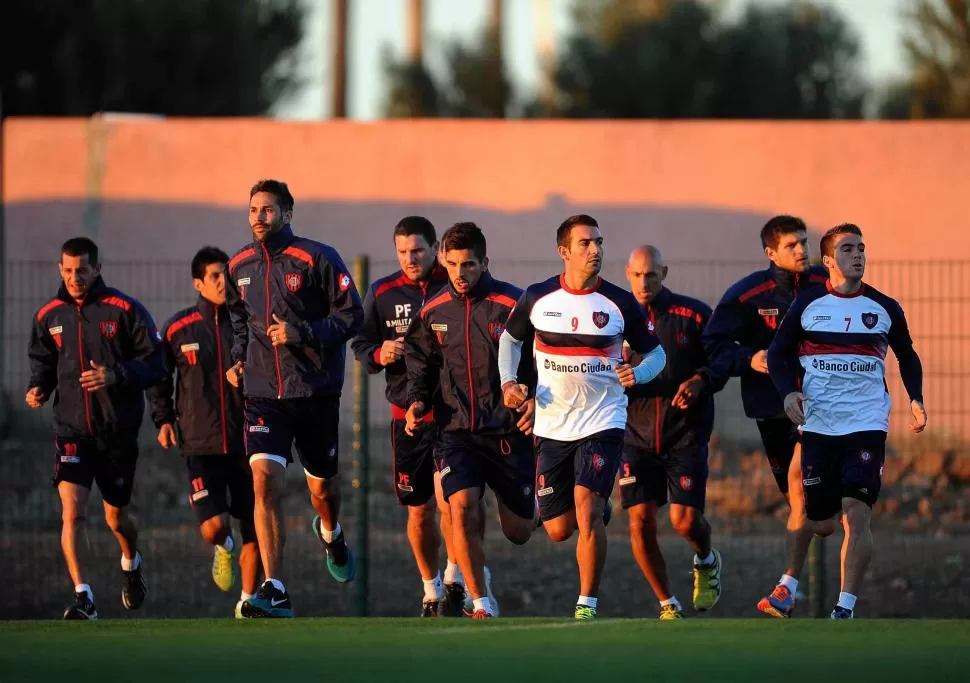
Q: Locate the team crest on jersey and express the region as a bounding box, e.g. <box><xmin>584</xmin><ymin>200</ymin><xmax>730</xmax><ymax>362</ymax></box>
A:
<box><xmin>338</xmin><ymin>273</ymin><xmax>352</xmax><ymax>292</ymax></box>
<box><xmin>592</xmin><ymin>311</ymin><xmax>609</xmax><ymax>329</ymax></box>
<box><xmin>100</xmin><ymin>321</ymin><xmax>118</xmax><ymax>339</ymax></box>
<box><xmin>680</xmin><ymin>475</ymin><xmax>693</xmax><ymax>491</ymax></box>
<box><xmin>285</xmin><ymin>272</ymin><xmax>303</xmax><ymax>293</ymax></box>
<box><xmin>861</xmin><ymin>312</ymin><xmax>878</xmax><ymax>329</ymax></box>
<box><xmin>489</xmin><ymin>322</ymin><xmax>505</xmax><ymax>342</ymax></box>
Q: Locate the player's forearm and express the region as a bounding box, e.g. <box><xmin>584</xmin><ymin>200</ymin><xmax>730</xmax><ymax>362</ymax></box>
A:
<box><xmin>498</xmin><ymin>330</ymin><xmax>524</xmax><ymax>385</ymax></box>
<box><xmin>897</xmin><ymin>351</ymin><xmax>924</xmax><ymax>403</ymax></box>
<box><xmin>632</xmin><ymin>345</ymin><xmax>666</xmax><ymax>384</ymax></box>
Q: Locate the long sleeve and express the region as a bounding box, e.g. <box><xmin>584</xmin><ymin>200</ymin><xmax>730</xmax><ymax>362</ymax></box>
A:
<box><xmin>146</xmin><ymin>324</ymin><xmax>177</xmax><ymax>427</ymax></box>
<box><xmin>703</xmin><ymin>293</ymin><xmax>757</xmax><ymax>379</ymax></box>
<box><xmin>225</xmin><ymin>265</ymin><xmax>250</xmax><ymax>365</ymax></box>
<box><xmin>117</xmin><ymin>303</ymin><xmax>166</xmax><ymax>390</ymax></box>
<box><xmin>297</xmin><ymin>249</ymin><xmax>364</xmax><ymax>350</ymax></box>
<box><xmin>350</xmin><ymin>284</ymin><xmax>386</xmax><ymax>374</ymax></box>
<box><xmin>404</xmin><ymin>313</ymin><xmax>441</xmax><ymax>407</ymax></box>
<box><xmin>767</xmin><ymin>297</ymin><xmax>807</xmax><ymax>400</ymax></box>
<box><xmin>694</xmin><ymin>306</ymin><xmax>728</xmax><ymax>393</ymax></box>
<box><xmin>27</xmin><ymin>316</ymin><xmax>58</xmax><ymax>395</ymax></box>
<box><xmin>886</xmin><ymin>300</ymin><xmax>923</xmax><ymax>403</ymax></box>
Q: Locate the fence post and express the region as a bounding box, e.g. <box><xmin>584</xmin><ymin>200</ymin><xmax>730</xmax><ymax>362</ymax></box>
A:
<box><xmin>808</xmin><ymin>536</ymin><xmax>826</xmax><ymax>618</ymax></box>
<box><xmin>352</xmin><ymin>255</ymin><xmax>370</xmax><ymax>617</ymax></box>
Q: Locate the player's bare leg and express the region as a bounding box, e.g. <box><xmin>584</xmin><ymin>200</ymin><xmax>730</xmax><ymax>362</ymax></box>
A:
<box><xmin>408</xmin><ymin>498</ymin><xmax>443</xmax><ymax>615</ymax></box>
<box><xmin>835</xmin><ymin>498</ymin><xmax>872</xmax><ymax>618</ymax></box>
<box><xmin>628</xmin><ymin>501</ymin><xmax>681</xmax><ymax>619</ymax></box>
<box><xmin>669</xmin><ymin>504</ymin><xmax>711</xmax><ymax>557</ymax></box>
<box><xmin>59</xmin><ymin>482</ymin><xmax>98</xmax><ymax>619</ymax></box>
<box><xmin>671</xmin><ymin>504</ymin><xmax>721</xmax><ymax>611</ymax></box>
<box><xmin>449</xmin><ymin>488</ymin><xmax>494</xmax><ymax>617</ymax></box>
<box><xmin>104</xmin><ymin>500</ymin><xmax>145</xmax><ymax>610</ymax></box>
<box><xmin>308</xmin><ymin>471</ymin><xmax>356</xmax><ymax>583</ymax></box>
<box><xmin>574</xmin><ymin>486</ymin><xmax>606</xmax><ymax>619</ymax></box>
<box><xmin>543</xmin><ymin>510</ymin><xmax>578</xmax><ymax>542</ymax></box>
<box><xmin>242</xmin><ymin>458</ymin><xmax>293</xmax><ymax>617</ymax></box>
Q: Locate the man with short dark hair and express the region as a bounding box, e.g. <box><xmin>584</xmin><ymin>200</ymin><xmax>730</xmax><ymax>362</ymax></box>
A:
<box><xmin>768</xmin><ymin>223</ymin><xmax>926</xmax><ymax>618</ymax></box>
<box><xmin>702</xmin><ymin>215</ymin><xmax>827</xmax><ymax>618</ymax></box>
<box><xmin>499</xmin><ymin>214</ymin><xmax>667</xmax><ymax>619</ymax></box>
<box><xmin>352</xmin><ymin>216</ymin><xmax>485</xmax><ymax>617</ymax></box>
<box><xmin>405</xmin><ymin>222</ymin><xmax>537</xmax><ymax>619</ymax></box>
<box><xmin>28</xmin><ymin>237</ymin><xmax>166</xmax><ymax>619</ymax></box>
<box><xmin>149</xmin><ymin>246</ymin><xmax>260</xmax><ymax>618</ymax></box>
<box><xmin>225</xmin><ymin>179</ymin><xmax>364</xmax><ymax>617</ymax></box>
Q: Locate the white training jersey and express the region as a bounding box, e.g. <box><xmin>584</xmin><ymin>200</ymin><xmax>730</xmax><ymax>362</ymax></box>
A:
<box><xmin>767</xmin><ymin>281</ymin><xmax>923</xmax><ymax>436</ymax></box>
<box><xmin>504</xmin><ymin>275</ymin><xmax>660</xmax><ymax>441</ymax></box>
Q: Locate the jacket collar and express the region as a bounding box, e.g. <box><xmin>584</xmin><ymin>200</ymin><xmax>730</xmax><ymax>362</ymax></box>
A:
<box><xmin>255</xmin><ymin>224</ymin><xmax>296</xmax><ymax>255</ymax></box>
<box><xmin>196</xmin><ymin>295</ymin><xmax>227</xmax><ymax>318</ymax></box>
<box><xmin>449</xmin><ymin>270</ymin><xmax>494</xmax><ymax>301</ymax></box>
<box><xmin>768</xmin><ymin>262</ymin><xmax>797</xmax><ymax>292</ymax></box>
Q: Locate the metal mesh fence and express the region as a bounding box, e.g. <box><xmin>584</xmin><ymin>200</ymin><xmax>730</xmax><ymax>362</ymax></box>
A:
<box><xmin>2</xmin><ymin>258</ymin><xmax>968</xmax><ymax>619</ymax></box>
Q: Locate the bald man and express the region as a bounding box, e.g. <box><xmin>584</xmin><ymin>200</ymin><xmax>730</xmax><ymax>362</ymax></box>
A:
<box><xmin>621</xmin><ymin>246</ymin><xmax>726</xmax><ymax>620</ymax></box>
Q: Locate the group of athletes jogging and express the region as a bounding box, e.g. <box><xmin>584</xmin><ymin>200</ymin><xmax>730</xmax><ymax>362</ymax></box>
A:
<box><xmin>27</xmin><ymin>179</ymin><xmax>926</xmax><ymax>621</ymax></box>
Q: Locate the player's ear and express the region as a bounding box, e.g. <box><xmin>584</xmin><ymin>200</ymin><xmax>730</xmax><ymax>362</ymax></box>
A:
<box><xmin>558</xmin><ymin>243</ymin><xmax>569</xmax><ymax>261</ymax></box>
<box><xmin>192</xmin><ymin>278</ymin><xmax>204</xmax><ymax>295</ymax></box>
<box><xmin>661</xmin><ymin>265</ymin><xmax>669</xmax><ymax>281</ymax></box>
<box><xmin>482</xmin><ymin>256</ymin><xmax>489</xmax><ymax>271</ymax></box>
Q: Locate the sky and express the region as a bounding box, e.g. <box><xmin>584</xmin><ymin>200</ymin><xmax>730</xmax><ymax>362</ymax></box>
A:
<box><xmin>273</xmin><ymin>0</ymin><xmax>908</xmax><ymax>120</ymax></box>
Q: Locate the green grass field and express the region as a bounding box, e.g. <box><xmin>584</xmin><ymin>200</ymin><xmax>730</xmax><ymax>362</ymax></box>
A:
<box><xmin>2</xmin><ymin>618</ymin><xmax>968</xmax><ymax>682</ymax></box>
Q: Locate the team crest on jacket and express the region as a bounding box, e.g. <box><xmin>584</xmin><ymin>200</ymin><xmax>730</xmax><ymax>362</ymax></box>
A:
<box><xmin>489</xmin><ymin>321</ymin><xmax>505</xmax><ymax>342</ymax></box>
<box><xmin>285</xmin><ymin>272</ymin><xmax>303</xmax><ymax>293</ymax></box>
<box><xmin>592</xmin><ymin>311</ymin><xmax>609</xmax><ymax>329</ymax></box>
<box><xmin>861</xmin><ymin>312</ymin><xmax>878</xmax><ymax>329</ymax></box>
<box><xmin>338</xmin><ymin>273</ymin><xmax>352</xmax><ymax>292</ymax></box>
<box><xmin>100</xmin><ymin>321</ymin><xmax>118</xmax><ymax>339</ymax></box>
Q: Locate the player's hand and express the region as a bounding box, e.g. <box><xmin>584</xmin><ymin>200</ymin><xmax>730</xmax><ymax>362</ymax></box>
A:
<box><xmin>672</xmin><ymin>374</ymin><xmax>704</xmax><ymax>410</ymax></box>
<box><xmin>158</xmin><ymin>423</ymin><xmax>177</xmax><ymax>449</ymax></box>
<box><xmin>405</xmin><ymin>401</ymin><xmax>426</xmax><ymax>436</ymax></box>
<box><xmin>516</xmin><ymin>398</ymin><xmax>536</xmax><ymax>436</ymax></box>
<box><xmin>910</xmin><ymin>400</ymin><xmax>927</xmax><ymax>433</ymax></box>
<box><xmin>750</xmin><ymin>350</ymin><xmax>769</xmax><ymax>374</ymax></box>
<box><xmin>25</xmin><ymin>386</ymin><xmax>48</xmax><ymax>409</ymax></box>
<box><xmin>380</xmin><ymin>337</ymin><xmax>406</xmax><ymax>365</ymax></box>
<box><xmin>783</xmin><ymin>391</ymin><xmax>805</xmax><ymax>425</ymax></box>
<box><xmin>79</xmin><ymin>360</ymin><xmax>116</xmax><ymax>392</ymax></box>
<box><xmin>226</xmin><ymin>361</ymin><xmax>244</xmax><ymax>387</ymax></box>
<box><xmin>502</xmin><ymin>382</ymin><xmax>529</xmax><ymax>410</ymax></box>
<box><xmin>616</xmin><ymin>363</ymin><xmax>636</xmax><ymax>388</ymax></box>
<box><xmin>622</xmin><ymin>340</ymin><xmax>641</xmax><ymax>366</ymax></box>
<box><xmin>267</xmin><ymin>313</ymin><xmax>298</xmax><ymax>347</ymax></box>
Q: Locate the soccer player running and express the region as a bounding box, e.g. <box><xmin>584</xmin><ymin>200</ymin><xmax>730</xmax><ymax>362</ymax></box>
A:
<box><xmin>768</xmin><ymin>223</ymin><xmax>926</xmax><ymax>619</ymax></box>
<box><xmin>352</xmin><ymin>216</ymin><xmax>486</xmax><ymax>617</ymax></box>
<box><xmin>621</xmin><ymin>246</ymin><xmax>726</xmax><ymax>620</ymax></box>
<box><xmin>404</xmin><ymin>222</ymin><xmax>537</xmax><ymax>620</ymax></box>
<box><xmin>27</xmin><ymin>237</ymin><xmax>165</xmax><ymax>619</ymax></box>
<box><xmin>499</xmin><ymin>215</ymin><xmax>666</xmax><ymax>620</ymax></box>
<box><xmin>702</xmin><ymin>215</ymin><xmax>827</xmax><ymax>618</ymax></box>
<box><xmin>148</xmin><ymin>247</ymin><xmax>260</xmax><ymax>618</ymax></box>
<box><xmin>225</xmin><ymin>180</ymin><xmax>364</xmax><ymax>617</ymax></box>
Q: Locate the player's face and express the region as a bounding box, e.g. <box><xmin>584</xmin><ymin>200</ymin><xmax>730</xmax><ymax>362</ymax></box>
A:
<box><xmin>825</xmin><ymin>233</ymin><xmax>866</xmax><ymax>281</ymax></box>
<box><xmin>766</xmin><ymin>230</ymin><xmax>809</xmax><ymax>273</ymax></box>
<box><xmin>395</xmin><ymin>234</ymin><xmax>438</xmax><ymax>282</ymax></box>
<box><xmin>442</xmin><ymin>248</ymin><xmax>487</xmax><ymax>295</ymax></box>
<box><xmin>194</xmin><ymin>262</ymin><xmax>227</xmax><ymax>305</ymax></box>
<box><xmin>625</xmin><ymin>252</ymin><xmax>667</xmax><ymax>306</ymax></box>
<box><xmin>560</xmin><ymin>225</ymin><xmax>604</xmax><ymax>279</ymax></box>
<box><xmin>58</xmin><ymin>253</ymin><xmax>100</xmax><ymax>301</ymax></box>
<box><xmin>249</xmin><ymin>192</ymin><xmax>291</xmax><ymax>242</ymax></box>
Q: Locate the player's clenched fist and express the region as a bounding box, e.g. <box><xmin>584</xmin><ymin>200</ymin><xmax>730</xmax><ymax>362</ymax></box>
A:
<box><xmin>783</xmin><ymin>391</ymin><xmax>805</xmax><ymax>425</ymax></box>
<box><xmin>25</xmin><ymin>386</ymin><xmax>48</xmax><ymax>409</ymax></box>
<box><xmin>502</xmin><ymin>382</ymin><xmax>529</xmax><ymax>410</ymax></box>
<box><xmin>615</xmin><ymin>362</ymin><xmax>636</xmax><ymax>388</ymax></box>
<box><xmin>380</xmin><ymin>337</ymin><xmax>406</xmax><ymax>366</ymax></box>
<box><xmin>404</xmin><ymin>401</ymin><xmax>426</xmax><ymax>436</ymax></box>
<box><xmin>226</xmin><ymin>361</ymin><xmax>244</xmax><ymax>387</ymax></box>
<box><xmin>158</xmin><ymin>423</ymin><xmax>177</xmax><ymax>449</ymax></box>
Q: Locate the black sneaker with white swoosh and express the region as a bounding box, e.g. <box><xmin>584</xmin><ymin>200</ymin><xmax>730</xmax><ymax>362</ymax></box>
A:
<box><xmin>241</xmin><ymin>580</ymin><xmax>295</xmax><ymax>618</ymax></box>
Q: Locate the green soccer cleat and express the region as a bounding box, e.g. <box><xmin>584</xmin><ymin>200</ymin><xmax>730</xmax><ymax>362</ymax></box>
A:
<box><xmin>659</xmin><ymin>604</ymin><xmax>685</xmax><ymax>621</ymax></box>
<box><xmin>693</xmin><ymin>548</ymin><xmax>722</xmax><ymax>611</ymax></box>
<box><xmin>211</xmin><ymin>537</ymin><xmax>237</xmax><ymax>592</ymax></box>
<box><xmin>574</xmin><ymin>605</ymin><xmax>597</xmax><ymax>620</ymax></box>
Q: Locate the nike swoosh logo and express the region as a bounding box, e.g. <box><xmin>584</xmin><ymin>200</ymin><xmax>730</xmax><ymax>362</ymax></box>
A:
<box><xmin>270</xmin><ymin>597</ymin><xmax>287</xmax><ymax>607</ymax></box>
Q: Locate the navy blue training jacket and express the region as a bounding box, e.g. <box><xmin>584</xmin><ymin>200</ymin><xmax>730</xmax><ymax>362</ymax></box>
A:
<box><xmin>702</xmin><ymin>263</ymin><xmax>827</xmax><ymax>419</ymax></box>
<box><xmin>225</xmin><ymin>225</ymin><xmax>364</xmax><ymax>399</ymax></box>
<box><xmin>28</xmin><ymin>277</ymin><xmax>165</xmax><ymax>438</ymax></box>
<box><xmin>148</xmin><ymin>297</ymin><xmax>244</xmax><ymax>456</ymax></box>
<box><xmin>626</xmin><ymin>287</ymin><xmax>725</xmax><ymax>453</ymax></box>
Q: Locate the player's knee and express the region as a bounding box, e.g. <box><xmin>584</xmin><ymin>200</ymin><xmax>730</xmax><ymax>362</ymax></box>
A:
<box><xmin>103</xmin><ymin>506</ymin><xmax>126</xmax><ymax>533</ymax></box>
<box><xmin>62</xmin><ymin>506</ymin><xmax>86</xmax><ymax>528</ymax></box>
<box><xmin>814</xmin><ymin>517</ymin><xmax>838</xmax><ymax>537</ymax></box>
<box><xmin>627</xmin><ymin>508</ymin><xmax>658</xmax><ymax>538</ymax></box>
<box><xmin>842</xmin><ymin>498</ymin><xmax>871</xmax><ymax>528</ymax></box>
<box><xmin>199</xmin><ymin>516</ymin><xmax>229</xmax><ymax>545</ymax></box>
<box><xmin>544</xmin><ymin>518</ymin><xmax>575</xmax><ymax>543</ymax></box>
<box><xmin>252</xmin><ymin>468</ymin><xmax>283</xmax><ymax>502</ymax></box>
<box><xmin>669</xmin><ymin>506</ymin><xmax>697</xmax><ymax>538</ymax></box>
<box><xmin>503</xmin><ymin>524</ymin><xmax>531</xmax><ymax>546</ymax></box>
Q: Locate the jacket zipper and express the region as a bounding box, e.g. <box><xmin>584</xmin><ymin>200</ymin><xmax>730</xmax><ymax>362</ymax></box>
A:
<box><xmin>76</xmin><ymin>304</ymin><xmax>93</xmax><ymax>434</ymax></box>
<box><xmin>646</xmin><ymin>303</ymin><xmax>660</xmax><ymax>453</ymax></box>
<box><xmin>215</xmin><ymin>307</ymin><xmax>229</xmax><ymax>454</ymax></box>
<box><xmin>258</xmin><ymin>241</ymin><xmax>284</xmax><ymax>399</ymax></box>
<box><xmin>465</xmin><ymin>297</ymin><xmax>475</xmax><ymax>430</ymax></box>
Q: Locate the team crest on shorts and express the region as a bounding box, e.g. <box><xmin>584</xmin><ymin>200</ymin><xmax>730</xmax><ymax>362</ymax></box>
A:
<box><xmin>285</xmin><ymin>272</ymin><xmax>303</xmax><ymax>292</ymax></box>
<box><xmin>591</xmin><ymin>453</ymin><xmax>605</xmax><ymax>471</ymax></box>
<box><xmin>860</xmin><ymin>450</ymin><xmax>872</xmax><ymax>463</ymax></box>
<box><xmin>100</xmin><ymin>320</ymin><xmax>118</xmax><ymax>339</ymax></box>
<box><xmin>680</xmin><ymin>475</ymin><xmax>693</xmax><ymax>491</ymax></box>
<box><xmin>861</xmin><ymin>312</ymin><xmax>878</xmax><ymax>329</ymax></box>
<box><xmin>676</xmin><ymin>331</ymin><xmax>689</xmax><ymax>348</ymax></box>
<box><xmin>489</xmin><ymin>322</ymin><xmax>505</xmax><ymax>342</ymax></box>
<box><xmin>592</xmin><ymin>311</ymin><xmax>609</xmax><ymax>329</ymax></box>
